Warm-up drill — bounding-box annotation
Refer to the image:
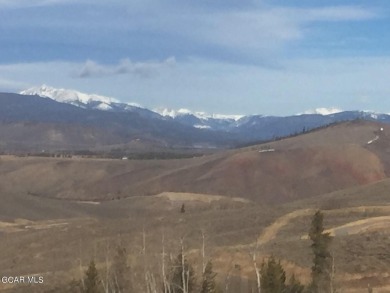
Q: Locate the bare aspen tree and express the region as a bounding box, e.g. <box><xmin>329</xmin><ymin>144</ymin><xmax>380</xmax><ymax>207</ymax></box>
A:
<box><xmin>143</xmin><ymin>227</ymin><xmax>149</xmax><ymax>293</ymax></box>
<box><xmin>201</xmin><ymin>230</ymin><xmax>206</xmax><ymax>274</ymax></box>
<box><xmin>142</xmin><ymin>227</ymin><xmax>158</xmax><ymax>293</ymax></box>
<box><xmin>79</xmin><ymin>258</ymin><xmax>85</xmax><ymax>291</ymax></box>
<box><xmin>224</xmin><ymin>260</ymin><xmax>234</xmax><ymax>293</ymax></box>
<box><xmin>143</xmin><ymin>226</ymin><xmax>147</xmax><ymax>256</ymax></box>
<box><xmin>79</xmin><ymin>240</ymin><xmax>85</xmax><ymax>291</ymax></box>
<box><xmin>146</xmin><ymin>271</ymin><xmax>158</xmax><ymax>293</ymax></box>
<box><xmin>330</xmin><ymin>251</ymin><xmax>336</xmax><ymax>293</ymax></box>
<box><xmin>181</xmin><ymin>237</ymin><xmax>188</xmax><ymax>293</ymax></box>
<box><xmin>98</xmin><ymin>239</ymin><xmax>112</xmax><ymax>293</ymax></box>
<box><xmin>113</xmin><ymin>274</ymin><xmax>120</xmax><ymax>293</ymax></box>
<box><xmin>162</xmin><ymin>232</ymin><xmax>172</xmax><ymax>293</ymax></box>
<box><xmin>251</xmin><ymin>239</ymin><xmax>261</xmax><ymax>293</ymax></box>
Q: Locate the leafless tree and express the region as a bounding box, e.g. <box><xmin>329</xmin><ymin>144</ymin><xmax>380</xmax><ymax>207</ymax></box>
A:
<box><xmin>161</xmin><ymin>231</ymin><xmax>172</xmax><ymax>293</ymax></box>
<box><xmin>224</xmin><ymin>259</ymin><xmax>234</xmax><ymax>293</ymax></box>
<box><xmin>250</xmin><ymin>239</ymin><xmax>261</xmax><ymax>293</ymax></box>
<box><xmin>201</xmin><ymin>230</ymin><xmax>206</xmax><ymax>275</ymax></box>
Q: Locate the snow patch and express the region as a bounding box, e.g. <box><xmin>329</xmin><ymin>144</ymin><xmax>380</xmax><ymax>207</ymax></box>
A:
<box><xmin>125</xmin><ymin>102</ymin><xmax>142</xmax><ymax>108</ymax></box>
<box><xmin>367</xmin><ymin>136</ymin><xmax>379</xmax><ymax>145</ymax></box>
<box><xmin>302</xmin><ymin>107</ymin><xmax>342</xmax><ymax>115</ymax></box>
<box><xmin>154</xmin><ymin>107</ymin><xmax>243</xmax><ymax>121</ymax></box>
<box><xmin>258</xmin><ymin>149</ymin><xmax>275</xmax><ymax>153</ymax></box>
<box><xmin>95</xmin><ymin>102</ymin><xmax>113</xmax><ymax>110</ymax></box>
<box><xmin>193</xmin><ymin>124</ymin><xmax>211</xmax><ymax>129</ymax></box>
<box><xmin>211</xmin><ymin>113</ymin><xmax>244</xmax><ymax>121</ymax></box>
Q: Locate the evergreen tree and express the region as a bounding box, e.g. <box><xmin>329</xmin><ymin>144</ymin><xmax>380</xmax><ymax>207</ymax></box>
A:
<box><xmin>111</xmin><ymin>245</ymin><xmax>132</xmax><ymax>292</ymax></box>
<box><xmin>169</xmin><ymin>253</ymin><xmax>196</xmax><ymax>293</ymax></box>
<box><xmin>201</xmin><ymin>260</ymin><xmax>217</xmax><ymax>293</ymax></box>
<box><xmin>260</xmin><ymin>256</ymin><xmax>286</xmax><ymax>293</ymax></box>
<box><xmin>308</xmin><ymin>210</ymin><xmax>332</xmax><ymax>293</ymax></box>
<box><xmin>84</xmin><ymin>260</ymin><xmax>101</xmax><ymax>293</ymax></box>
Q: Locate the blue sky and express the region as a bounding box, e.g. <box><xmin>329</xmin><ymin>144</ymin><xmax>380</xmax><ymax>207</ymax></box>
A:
<box><xmin>0</xmin><ymin>0</ymin><xmax>389</xmax><ymax>115</ymax></box>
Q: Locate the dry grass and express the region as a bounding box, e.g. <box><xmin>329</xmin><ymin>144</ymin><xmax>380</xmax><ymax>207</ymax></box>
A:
<box><xmin>325</xmin><ymin>216</ymin><xmax>390</xmax><ymax>236</ymax></box>
<box><xmin>156</xmin><ymin>192</ymin><xmax>251</xmax><ymax>203</ymax></box>
<box><xmin>257</xmin><ymin>209</ymin><xmax>315</xmax><ymax>245</ymax></box>
<box><xmin>0</xmin><ymin>143</ymin><xmax>384</xmax><ymax>204</ymax></box>
<box><xmin>0</xmin><ymin>121</ymin><xmax>387</xmax><ymax>205</ymax></box>
<box><xmin>1</xmin><ymin>188</ymin><xmax>390</xmax><ymax>292</ymax></box>
<box><xmin>1</xmin><ymin>121</ymin><xmax>390</xmax><ymax>292</ymax></box>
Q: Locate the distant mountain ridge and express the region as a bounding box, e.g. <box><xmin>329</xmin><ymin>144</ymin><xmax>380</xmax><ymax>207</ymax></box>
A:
<box><xmin>0</xmin><ymin>92</ymin><xmax>237</xmax><ymax>151</ymax></box>
<box><xmin>20</xmin><ymin>85</ymin><xmax>390</xmax><ymax>134</ymax></box>
<box><xmin>0</xmin><ymin>85</ymin><xmax>386</xmax><ymax>151</ymax></box>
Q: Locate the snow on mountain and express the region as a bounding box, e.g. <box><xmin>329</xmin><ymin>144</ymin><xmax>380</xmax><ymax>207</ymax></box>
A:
<box><xmin>22</xmin><ymin>85</ymin><xmax>390</xmax><ymax>137</ymax></box>
<box><xmin>154</xmin><ymin>107</ymin><xmax>243</xmax><ymax>121</ymax></box>
<box><xmin>96</xmin><ymin>102</ymin><xmax>113</xmax><ymax>110</ymax></box>
<box><xmin>154</xmin><ymin>108</ymin><xmax>191</xmax><ymax>118</ymax></box>
<box><xmin>211</xmin><ymin>114</ymin><xmax>244</xmax><ymax>121</ymax></box>
<box><xmin>302</xmin><ymin>107</ymin><xmax>343</xmax><ymax>115</ymax></box>
<box><xmin>194</xmin><ymin>124</ymin><xmax>211</xmax><ymax>129</ymax></box>
<box><xmin>20</xmin><ymin>84</ymin><xmax>119</xmax><ymax>105</ymax></box>
<box><xmin>21</xmin><ymin>85</ymin><xmax>244</xmax><ymax>125</ymax></box>
<box><xmin>20</xmin><ymin>84</ymin><xmax>147</xmax><ymax>115</ymax></box>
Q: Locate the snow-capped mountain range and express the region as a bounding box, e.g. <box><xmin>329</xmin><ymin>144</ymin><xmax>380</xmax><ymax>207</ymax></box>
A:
<box><xmin>155</xmin><ymin>107</ymin><xmax>243</xmax><ymax>121</ymax></box>
<box><xmin>20</xmin><ymin>85</ymin><xmax>249</xmax><ymax>131</ymax></box>
<box><xmin>19</xmin><ymin>85</ymin><xmax>390</xmax><ymax>139</ymax></box>
<box><xmin>21</xmin><ymin>85</ymin><xmax>243</xmax><ymax>122</ymax></box>
<box><xmin>20</xmin><ymin>85</ymin><xmax>142</xmax><ymax>111</ymax></box>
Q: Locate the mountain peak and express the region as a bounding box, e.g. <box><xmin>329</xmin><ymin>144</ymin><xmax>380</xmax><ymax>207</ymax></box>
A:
<box><xmin>20</xmin><ymin>84</ymin><xmax>120</xmax><ymax>105</ymax></box>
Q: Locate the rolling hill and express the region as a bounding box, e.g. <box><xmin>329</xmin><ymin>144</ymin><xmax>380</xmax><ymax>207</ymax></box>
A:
<box><xmin>0</xmin><ymin>120</ymin><xmax>387</xmax><ymax>204</ymax></box>
<box><xmin>1</xmin><ymin>120</ymin><xmax>390</xmax><ymax>292</ymax></box>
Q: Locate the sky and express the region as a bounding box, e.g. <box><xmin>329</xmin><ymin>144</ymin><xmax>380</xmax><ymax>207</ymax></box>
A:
<box><xmin>0</xmin><ymin>0</ymin><xmax>389</xmax><ymax>116</ymax></box>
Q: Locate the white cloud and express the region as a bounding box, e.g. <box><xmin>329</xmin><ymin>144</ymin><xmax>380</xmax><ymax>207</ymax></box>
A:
<box><xmin>122</xmin><ymin>4</ymin><xmax>378</xmax><ymax>57</ymax></box>
<box><xmin>77</xmin><ymin>57</ymin><xmax>176</xmax><ymax>78</ymax></box>
<box><xmin>1</xmin><ymin>56</ymin><xmax>390</xmax><ymax>116</ymax></box>
<box><xmin>0</xmin><ymin>2</ymin><xmax>379</xmax><ymax>65</ymax></box>
<box><xmin>0</xmin><ymin>0</ymin><xmax>72</xmax><ymax>8</ymax></box>
<box><xmin>303</xmin><ymin>6</ymin><xmax>378</xmax><ymax>22</ymax></box>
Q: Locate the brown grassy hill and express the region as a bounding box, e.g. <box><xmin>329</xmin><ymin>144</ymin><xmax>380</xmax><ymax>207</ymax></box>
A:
<box><xmin>284</xmin><ymin>177</ymin><xmax>390</xmax><ymax>210</ymax></box>
<box><xmin>0</xmin><ymin>120</ymin><xmax>388</xmax><ymax>203</ymax></box>
<box><xmin>1</xmin><ymin>121</ymin><xmax>390</xmax><ymax>292</ymax></box>
<box><xmin>262</xmin><ymin>119</ymin><xmax>384</xmax><ymax>150</ymax></box>
<box><xmin>141</xmin><ymin>144</ymin><xmax>384</xmax><ymax>202</ymax></box>
<box><xmin>0</xmin><ymin>191</ymin><xmax>282</xmax><ymax>292</ymax></box>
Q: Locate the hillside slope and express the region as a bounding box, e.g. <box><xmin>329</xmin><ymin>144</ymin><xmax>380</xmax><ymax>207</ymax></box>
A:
<box><xmin>0</xmin><ymin>120</ymin><xmax>387</xmax><ymax>203</ymax></box>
